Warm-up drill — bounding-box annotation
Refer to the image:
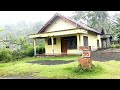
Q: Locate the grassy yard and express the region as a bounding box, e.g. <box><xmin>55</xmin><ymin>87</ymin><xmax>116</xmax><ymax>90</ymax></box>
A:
<box><xmin>0</xmin><ymin>56</ymin><xmax>120</xmax><ymax>79</ymax></box>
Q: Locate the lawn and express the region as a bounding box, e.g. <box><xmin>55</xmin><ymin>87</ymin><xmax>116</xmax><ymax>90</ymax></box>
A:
<box><xmin>0</xmin><ymin>56</ymin><xmax>120</xmax><ymax>79</ymax></box>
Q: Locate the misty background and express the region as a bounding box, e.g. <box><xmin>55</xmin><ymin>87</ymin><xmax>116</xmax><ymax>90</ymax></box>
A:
<box><xmin>0</xmin><ymin>11</ymin><xmax>119</xmax><ymax>39</ymax></box>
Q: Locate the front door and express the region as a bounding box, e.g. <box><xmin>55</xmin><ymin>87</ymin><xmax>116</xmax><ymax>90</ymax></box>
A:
<box><xmin>61</xmin><ymin>37</ymin><xmax>67</xmax><ymax>54</ymax></box>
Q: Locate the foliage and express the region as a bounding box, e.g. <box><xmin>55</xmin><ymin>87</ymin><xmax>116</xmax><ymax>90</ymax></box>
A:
<box><xmin>73</xmin><ymin>11</ymin><xmax>109</xmax><ymax>28</ymax></box>
<box><xmin>0</xmin><ymin>48</ymin><xmax>13</xmax><ymax>62</ymax></box>
<box><xmin>0</xmin><ymin>35</ymin><xmax>45</xmax><ymax>62</ymax></box>
<box><xmin>12</xmin><ymin>50</ymin><xmax>24</xmax><ymax>61</ymax></box>
<box><xmin>111</xmin><ymin>13</ymin><xmax>120</xmax><ymax>40</ymax></box>
<box><xmin>110</xmin><ymin>44</ymin><xmax>120</xmax><ymax>48</ymax></box>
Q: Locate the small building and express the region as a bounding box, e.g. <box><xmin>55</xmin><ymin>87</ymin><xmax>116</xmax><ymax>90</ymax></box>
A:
<box><xmin>29</xmin><ymin>13</ymin><xmax>112</xmax><ymax>56</ymax></box>
<box><xmin>0</xmin><ymin>37</ymin><xmax>21</xmax><ymax>50</ymax></box>
<box><xmin>95</xmin><ymin>27</ymin><xmax>112</xmax><ymax>48</ymax></box>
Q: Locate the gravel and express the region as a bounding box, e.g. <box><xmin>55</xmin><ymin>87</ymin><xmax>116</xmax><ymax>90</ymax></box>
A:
<box><xmin>92</xmin><ymin>48</ymin><xmax>120</xmax><ymax>61</ymax></box>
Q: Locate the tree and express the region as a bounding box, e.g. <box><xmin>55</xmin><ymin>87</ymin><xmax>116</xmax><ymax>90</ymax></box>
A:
<box><xmin>111</xmin><ymin>13</ymin><xmax>120</xmax><ymax>40</ymax></box>
<box><xmin>72</xmin><ymin>11</ymin><xmax>110</xmax><ymax>33</ymax></box>
<box><xmin>0</xmin><ymin>29</ymin><xmax>8</xmax><ymax>45</ymax></box>
<box><xmin>73</xmin><ymin>11</ymin><xmax>87</xmax><ymax>21</ymax></box>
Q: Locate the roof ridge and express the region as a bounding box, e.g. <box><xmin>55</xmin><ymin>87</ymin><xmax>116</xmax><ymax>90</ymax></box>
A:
<box><xmin>38</xmin><ymin>13</ymin><xmax>100</xmax><ymax>34</ymax></box>
<box><xmin>53</xmin><ymin>13</ymin><xmax>100</xmax><ymax>34</ymax></box>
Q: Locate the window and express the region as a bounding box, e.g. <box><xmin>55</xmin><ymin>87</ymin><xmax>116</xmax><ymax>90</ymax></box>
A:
<box><xmin>47</xmin><ymin>38</ymin><xmax>56</xmax><ymax>45</ymax></box>
<box><xmin>54</xmin><ymin>38</ymin><xmax>56</xmax><ymax>44</ymax></box>
<box><xmin>67</xmin><ymin>36</ymin><xmax>77</xmax><ymax>49</ymax></box>
<box><xmin>48</xmin><ymin>38</ymin><xmax>51</xmax><ymax>45</ymax></box>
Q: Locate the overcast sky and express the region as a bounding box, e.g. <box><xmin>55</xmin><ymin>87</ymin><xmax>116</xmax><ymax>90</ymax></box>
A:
<box><xmin>0</xmin><ymin>11</ymin><xmax>119</xmax><ymax>26</ymax></box>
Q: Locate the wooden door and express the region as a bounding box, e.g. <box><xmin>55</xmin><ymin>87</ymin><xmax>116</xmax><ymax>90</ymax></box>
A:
<box><xmin>61</xmin><ymin>37</ymin><xmax>67</xmax><ymax>54</ymax></box>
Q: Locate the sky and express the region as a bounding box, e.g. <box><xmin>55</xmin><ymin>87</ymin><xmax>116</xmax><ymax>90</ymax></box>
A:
<box><xmin>0</xmin><ymin>11</ymin><xmax>119</xmax><ymax>26</ymax></box>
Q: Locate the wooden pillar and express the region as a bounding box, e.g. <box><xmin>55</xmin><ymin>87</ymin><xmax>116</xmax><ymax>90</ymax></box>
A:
<box><xmin>51</xmin><ymin>36</ymin><xmax>54</xmax><ymax>54</ymax></box>
<box><xmin>77</xmin><ymin>33</ymin><xmax>80</xmax><ymax>50</ymax></box>
<box><xmin>33</xmin><ymin>38</ymin><xmax>36</xmax><ymax>56</ymax></box>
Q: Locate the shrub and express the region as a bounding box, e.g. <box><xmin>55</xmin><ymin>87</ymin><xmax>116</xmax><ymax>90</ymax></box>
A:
<box><xmin>0</xmin><ymin>48</ymin><xmax>13</xmax><ymax>62</ymax></box>
<box><xmin>73</xmin><ymin>64</ymin><xmax>96</xmax><ymax>73</ymax></box>
<box><xmin>12</xmin><ymin>50</ymin><xmax>24</xmax><ymax>61</ymax></box>
<box><xmin>23</xmin><ymin>45</ymin><xmax>34</xmax><ymax>57</ymax></box>
<box><xmin>110</xmin><ymin>44</ymin><xmax>120</xmax><ymax>48</ymax></box>
<box><xmin>0</xmin><ymin>44</ymin><xmax>45</xmax><ymax>62</ymax></box>
<box><xmin>36</xmin><ymin>46</ymin><xmax>45</xmax><ymax>54</ymax></box>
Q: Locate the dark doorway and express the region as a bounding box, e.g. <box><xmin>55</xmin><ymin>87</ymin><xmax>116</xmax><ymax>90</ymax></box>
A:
<box><xmin>61</xmin><ymin>37</ymin><xmax>67</xmax><ymax>54</ymax></box>
<box><xmin>102</xmin><ymin>39</ymin><xmax>107</xmax><ymax>48</ymax></box>
<box><xmin>83</xmin><ymin>36</ymin><xmax>88</xmax><ymax>46</ymax></box>
<box><xmin>97</xmin><ymin>40</ymin><xmax>99</xmax><ymax>48</ymax></box>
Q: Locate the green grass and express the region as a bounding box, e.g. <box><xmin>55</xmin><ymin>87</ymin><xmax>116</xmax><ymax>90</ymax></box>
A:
<box><xmin>0</xmin><ymin>56</ymin><xmax>120</xmax><ymax>79</ymax></box>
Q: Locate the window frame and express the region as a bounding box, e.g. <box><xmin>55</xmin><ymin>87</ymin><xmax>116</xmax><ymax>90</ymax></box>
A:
<box><xmin>47</xmin><ymin>37</ymin><xmax>56</xmax><ymax>45</ymax></box>
<box><xmin>67</xmin><ymin>36</ymin><xmax>77</xmax><ymax>50</ymax></box>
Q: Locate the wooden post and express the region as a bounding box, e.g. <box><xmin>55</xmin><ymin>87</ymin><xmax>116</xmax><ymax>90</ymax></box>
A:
<box><xmin>33</xmin><ymin>38</ymin><xmax>36</xmax><ymax>56</ymax></box>
<box><xmin>77</xmin><ymin>34</ymin><xmax>80</xmax><ymax>50</ymax></box>
<box><xmin>51</xmin><ymin>36</ymin><xmax>54</xmax><ymax>55</ymax></box>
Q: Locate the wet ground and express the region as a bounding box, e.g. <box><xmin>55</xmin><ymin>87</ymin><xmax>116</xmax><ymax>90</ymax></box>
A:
<box><xmin>27</xmin><ymin>60</ymin><xmax>75</xmax><ymax>65</ymax></box>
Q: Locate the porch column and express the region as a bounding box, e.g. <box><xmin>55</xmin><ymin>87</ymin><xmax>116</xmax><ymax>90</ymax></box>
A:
<box><xmin>77</xmin><ymin>33</ymin><xmax>80</xmax><ymax>50</ymax></box>
<box><xmin>33</xmin><ymin>38</ymin><xmax>36</xmax><ymax>56</ymax></box>
<box><xmin>80</xmin><ymin>34</ymin><xmax>83</xmax><ymax>46</ymax></box>
<box><xmin>51</xmin><ymin>36</ymin><xmax>54</xmax><ymax>54</ymax></box>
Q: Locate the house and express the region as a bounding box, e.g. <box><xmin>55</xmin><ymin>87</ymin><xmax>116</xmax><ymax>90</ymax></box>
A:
<box><xmin>29</xmin><ymin>13</ymin><xmax>112</xmax><ymax>56</ymax></box>
<box><xmin>95</xmin><ymin>27</ymin><xmax>112</xmax><ymax>48</ymax></box>
<box><xmin>0</xmin><ymin>36</ymin><xmax>21</xmax><ymax>50</ymax></box>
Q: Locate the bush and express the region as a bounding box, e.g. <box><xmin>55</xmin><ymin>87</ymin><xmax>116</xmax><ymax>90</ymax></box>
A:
<box><xmin>36</xmin><ymin>46</ymin><xmax>45</xmax><ymax>54</ymax></box>
<box><xmin>73</xmin><ymin>64</ymin><xmax>96</xmax><ymax>73</ymax></box>
<box><xmin>0</xmin><ymin>44</ymin><xmax>45</xmax><ymax>62</ymax></box>
<box><xmin>0</xmin><ymin>48</ymin><xmax>13</xmax><ymax>62</ymax></box>
<box><xmin>20</xmin><ymin>45</ymin><xmax>45</xmax><ymax>57</ymax></box>
<box><xmin>23</xmin><ymin>45</ymin><xmax>34</xmax><ymax>57</ymax></box>
<box><xmin>12</xmin><ymin>50</ymin><xmax>24</xmax><ymax>61</ymax></box>
<box><xmin>110</xmin><ymin>44</ymin><xmax>120</xmax><ymax>48</ymax></box>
